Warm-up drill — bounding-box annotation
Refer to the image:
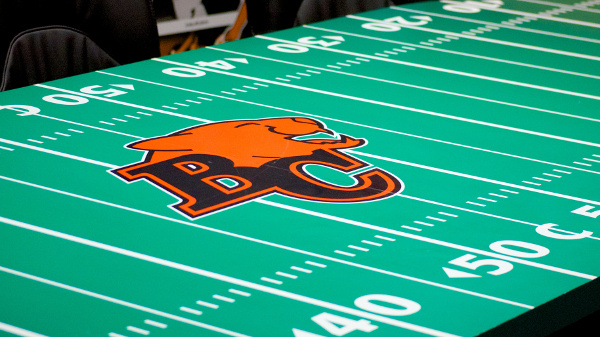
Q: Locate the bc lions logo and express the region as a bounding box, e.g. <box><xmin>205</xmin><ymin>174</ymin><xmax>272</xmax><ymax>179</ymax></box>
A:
<box><xmin>112</xmin><ymin>117</ymin><xmax>403</xmax><ymax>218</ymax></box>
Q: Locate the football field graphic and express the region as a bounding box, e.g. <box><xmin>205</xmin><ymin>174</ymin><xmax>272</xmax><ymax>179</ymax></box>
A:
<box><xmin>1</xmin><ymin>0</ymin><xmax>600</xmax><ymax>336</ymax></box>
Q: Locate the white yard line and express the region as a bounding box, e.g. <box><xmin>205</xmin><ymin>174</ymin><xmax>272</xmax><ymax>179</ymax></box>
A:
<box><xmin>0</xmin><ymin>322</ymin><xmax>49</xmax><ymax>337</ymax></box>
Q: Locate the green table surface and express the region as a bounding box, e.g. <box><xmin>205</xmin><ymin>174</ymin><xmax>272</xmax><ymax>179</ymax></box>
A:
<box><xmin>1</xmin><ymin>0</ymin><xmax>599</xmax><ymax>336</ymax></box>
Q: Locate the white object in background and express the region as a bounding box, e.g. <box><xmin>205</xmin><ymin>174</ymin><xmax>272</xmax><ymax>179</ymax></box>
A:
<box><xmin>172</xmin><ymin>0</ymin><xmax>208</xmax><ymax>19</ymax></box>
<box><xmin>157</xmin><ymin>11</ymin><xmax>238</xmax><ymax>36</ymax></box>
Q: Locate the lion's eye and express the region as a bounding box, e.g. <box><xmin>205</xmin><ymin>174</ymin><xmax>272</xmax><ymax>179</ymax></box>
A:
<box><xmin>293</xmin><ymin>132</ymin><xmax>340</xmax><ymax>141</ymax></box>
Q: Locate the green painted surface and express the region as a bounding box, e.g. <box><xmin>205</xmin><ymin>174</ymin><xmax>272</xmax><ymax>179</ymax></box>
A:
<box><xmin>1</xmin><ymin>1</ymin><xmax>599</xmax><ymax>336</ymax></box>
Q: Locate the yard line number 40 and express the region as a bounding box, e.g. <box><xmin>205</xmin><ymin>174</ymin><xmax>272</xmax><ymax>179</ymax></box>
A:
<box><xmin>293</xmin><ymin>294</ymin><xmax>421</xmax><ymax>336</ymax></box>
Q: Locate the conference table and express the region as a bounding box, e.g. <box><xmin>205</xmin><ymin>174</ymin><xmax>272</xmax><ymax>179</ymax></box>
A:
<box><xmin>1</xmin><ymin>0</ymin><xmax>599</xmax><ymax>336</ymax></box>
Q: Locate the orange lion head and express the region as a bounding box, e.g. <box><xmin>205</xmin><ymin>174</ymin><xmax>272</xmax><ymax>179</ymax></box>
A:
<box><xmin>126</xmin><ymin>117</ymin><xmax>365</xmax><ymax>167</ymax></box>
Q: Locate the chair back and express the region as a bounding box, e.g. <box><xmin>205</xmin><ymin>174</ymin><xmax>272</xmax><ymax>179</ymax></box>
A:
<box><xmin>0</xmin><ymin>0</ymin><xmax>159</xmax><ymax>91</ymax></box>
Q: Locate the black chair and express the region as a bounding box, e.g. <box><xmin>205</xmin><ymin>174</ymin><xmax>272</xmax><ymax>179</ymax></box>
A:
<box><xmin>0</xmin><ymin>0</ymin><xmax>160</xmax><ymax>91</ymax></box>
<box><xmin>243</xmin><ymin>0</ymin><xmax>419</xmax><ymax>36</ymax></box>
<box><xmin>294</xmin><ymin>0</ymin><xmax>394</xmax><ymax>25</ymax></box>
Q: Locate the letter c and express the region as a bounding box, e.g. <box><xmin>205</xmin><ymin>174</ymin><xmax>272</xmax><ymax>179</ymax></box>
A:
<box><xmin>536</xmin><ymin>223</ymin><xmax>593</xmax><ymax>240</ymax></box>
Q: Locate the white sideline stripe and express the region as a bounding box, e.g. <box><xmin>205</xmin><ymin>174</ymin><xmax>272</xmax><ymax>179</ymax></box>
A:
<box><xmin>0</xmin><ymin>266</ymin><xmax>248</xmax><ymax>337</ymax></box>
<box><xmin>391</xmin><ymin>6</ymin><xmax>600</xmax><ymax>45</ymax></box>
<box><xmin>36</xmin><ymin>83</ymin><xmax>213</xmax><ymax>123</ymax></box>
<box><xmin>441</xmin><ymin>0</ymin><xmax>600</xmax><ymax>28</ymax></box>
<box><xmin>304</xmin><ymin>25</ymin><xmax>600</xmax><ymax>80</ymax></box>
<box><xmin>100</xmin><ymin>68</ymin><xmax>600</xmax><ymax>175</ymax></box>
<box><xmin>347</xmin><ymin>150</ymin><xmax>600</xmax><ymax>208</ymax></box>
<box><xmin>0</xmin><ymin>217</ymin><xmax>460</xmax><ymax>337</ymax></box>
<box><xmin>210</xmin><ymin>45</ymin><xmax>600</xmax><ymax>125</ymax></box>
<box><xmin>0</xmin><ymin>176</ymin><xmax>536</xmax><ymax>309</ymax></box>
<box><xmin>37</xmin><ymin>114</ymin><xmax>144</xmax><ymax>139</ymax></box>
<box><xmin>0</xmin><ymin>138</ymin><xmax>118</xmax><ymax>169</ymax></box>
<box><xmin>346</xmin><ymin>14</ymin><xmax>600</xmax><ymax>62</ymax></box>
<box><xmin>0</xmin><ymin>322</ymin><xmax>48</xmax><ymax>337</ymax></box>
<box><xmin>153</xmin><ymin>58</ymin><xmax>600</xmax><ymax>149</ymax></box>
